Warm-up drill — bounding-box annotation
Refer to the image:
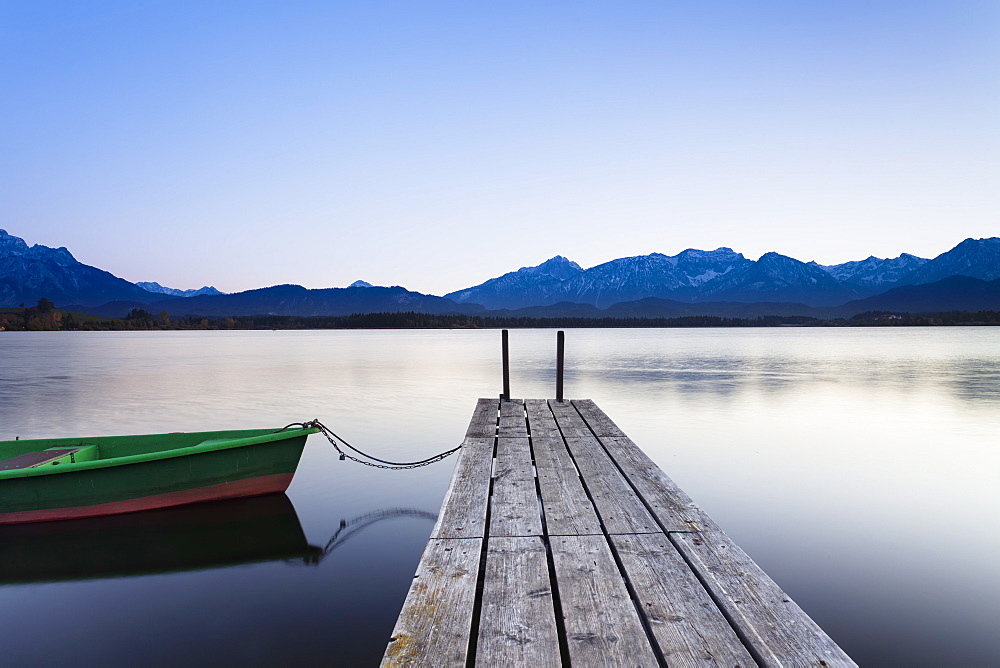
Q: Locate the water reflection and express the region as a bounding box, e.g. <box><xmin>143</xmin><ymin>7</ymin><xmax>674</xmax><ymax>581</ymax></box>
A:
<box><xmin>0</xmin><ymin>495</ymin><xmax>313</xmax><ymax>584</ymax></box>
<box><xmin>946</xmin><ymin>358</ymin><xmax>1000</xmax><ymax>404</ymax></box>
<box><xmin>517</xmin><ymin>331</ymin><xmax>1000</xmax><ymax>405</ymax></box>
<box><xmin>311</xmin><ymin>507</ymin><xmax>438</xmax><ymax>562</ymax></box>
<box><xmin>0</xmin><ymin>495</ymin><xmax>436</xmax><ymax>587</ymax></box>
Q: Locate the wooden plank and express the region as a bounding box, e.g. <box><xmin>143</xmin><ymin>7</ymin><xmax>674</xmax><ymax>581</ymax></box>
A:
<box><xmin>547</xmin><ymin>399</ymin><xmax>594</xmax><ymax>439</ymax></box>
<box><xmin>573</xmin><ymin>399</ymin><xmax>717</xmax><ymax>532</ymax></box>
<box><xmin>465</xmin><ymin>398</ymin><xmax>498</xmax><ymax>438</ymax></box>
<box><xmin>672</xmin><ymin>531</ymin><xmax>857</xmax><ymax>667</ymax></box>
<box><xmin>382</xmin><ymin>538</ymin><xmax>483</xmax><ymax>667</ymax></box>
<box><xmin>498</xmin><ymin>414</ymin><xmax>527</xmax><ymax>437</ymax></box>
<box><xmin>476</xmin><ymin>536</ymin><xmax>561</xmax><ymax>667</ymax></box>
<box><xmin>572</xmin><ymin>399</ymin><xmax>627</xmax><ymax>437</ymax></box>
<box><xmin>610</xmin><ymin>533</ymin><xmax>756</xmax><ymax>666</ymax></box>
<box><xmin>490</xmin><ymin>437</ymin><xmax>542</xmax><ymax>537</ymax></box>
<box><xmin>532</xmin><ymin>436</ymin><xmax>602</xmax><ymax>536</ymax></box>
<box><xmin>499</xmin><ymin>399</ymin><xmax>525</xmax><ymax>415</ymax></box>
<box><xmin>549</xmin><ymin>534</ymin><xmax>659</xmax><ymax>666</ymax></box>
<box><xmin>0</xmin><ymin>448</ymin><xmax>79</xmax><ymax>471</ymax></box>
<box><xmin>525</xmin><ymin>399</ymin><xmax>561</xmax><ymax>439</ymax></box>
<box><xmin>498</xmin><ymin>399</ymin><xmax>528</xmax><ymax>437</ymax></box>
<box><xmin>600</xmin><ymin>436</ymin><xmax>718</xmax><ymax>533</ymax></box>
<box><xmin>551</xmin><ymin>402</ymin><xmax>663</xmax><ymax>533</ymax></box>
<box><xmin>431</xmin><ymin>437</ymin><xmax>493</xmax><ymax>539</ymax></box>
<box><xmin>564</xmin><ymin>436</ymin><xmax>661</xmax><ymax>535</ymax></box>
<box><xmin>497</xmin><ymin>413</ymin><xmax>525</xmax><ymax>436</ymax></box>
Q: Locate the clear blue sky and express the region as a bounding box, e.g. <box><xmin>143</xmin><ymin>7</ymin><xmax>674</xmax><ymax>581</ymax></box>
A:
<box><xmin>3</xmin><ymin>1</ymin><xmax>998</xmax><ymax>294</ymax></box>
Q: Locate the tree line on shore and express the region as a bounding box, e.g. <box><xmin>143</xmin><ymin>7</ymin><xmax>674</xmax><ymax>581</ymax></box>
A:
<box><xmin>4</xmin><ymin>299</ymin><xmax>1000</xmax><ymax>331</ymax></box>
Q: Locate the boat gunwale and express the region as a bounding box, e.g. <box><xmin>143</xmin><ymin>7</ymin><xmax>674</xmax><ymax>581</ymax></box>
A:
<box><xmin>0</xmin><ymin>427</ymin><xmax>319</xmax><ymax>480</ymax></box>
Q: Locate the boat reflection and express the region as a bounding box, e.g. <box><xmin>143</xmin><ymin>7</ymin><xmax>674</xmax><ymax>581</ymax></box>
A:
<box><xmin>0</xmin><ymin>494</ymin><xmax>436</xmax><ymax>585</ymax></box>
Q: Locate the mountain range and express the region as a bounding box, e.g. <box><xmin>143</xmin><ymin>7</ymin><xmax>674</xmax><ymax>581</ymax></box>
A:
<box><xmin>0</xmin><ymin>230</ymin><xmax>174</xmax><ymax>307</ymax></box>
<box><xmin>3</xmin><ymin>228</ymin><xmax>1000</xmax><ymax>318</ymax></box>
<box><xmin>444</xmin><ymin>240</ymin><xmax>999</xmax><ymax>310</ymax></box>
<box><xmin>136</xmin><ymin>282</ymin><xmax>224</xmax><ymax>298</ymax></box>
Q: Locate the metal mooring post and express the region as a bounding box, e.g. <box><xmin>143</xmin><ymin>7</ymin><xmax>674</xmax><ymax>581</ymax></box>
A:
<box><xmin>501</xmin><ymin>329</ymin><xmax>510</xmax><ymax>402</ymax></box>
<box><xmin>556</xmin><ymin>330</ymin><xmax>565</xmax><ymax>402</ymax></box>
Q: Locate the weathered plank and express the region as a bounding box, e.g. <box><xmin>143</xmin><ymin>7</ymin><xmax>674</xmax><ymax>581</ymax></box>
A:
<box><xmin>465</xmin><ymin>398</ymin><xmax>499</xmax><ymax>438</ymax></box>
<box><xmin>573</xmin><ymin>400</ymin><xmax>717</xmax><ymax>532</ymax></box>
<box><xmin>549</xmin><ymin>534</ymin><xmax>659</xmax><ymax>666</ymax></box>
<box><xmin>490</xmin><ymin>437</ymin><xmax>543</xmax><ymax>537</ymax></box>
<box><xmin>563</xmin><ymin>436</ymin><xmax>660</xmax><ymax>535</ymax></box>
<box><xmin>499</xmin><ymin>398</ymin><xmax>525</xmax><ymax>415</ymax></box>
<box><xmin>672</xmin><ymin>531</ymin><xmax>857</xmax><ymax>668</ymax></box>
<box><xmin>572</xmin><ymin>399</ymin><xmax>628</xmax><ymax>437</ymax></box>
<box><xmin>431</xmin><ymin>437</ymin><xmax>493</xmax><ymax>539</ymax></box>
<box><xmin>525</xmin><ymin>399</ymin><xmax>561</xmax><ymax>439</ymax></box>
<box><xmin>498</xmin><ymin>399</ymin><xmax>529</xmax><ymax>437</ymax></box>
<box><xmin>547</xmin><ymin>399</ymin><xmax>594</xmax><ymax>439</ymax></box>
<box><xmin>382</xmin><ymin>538</ymin><xmax>483</xmax><ymax>667</ymax></box>
<box><xmin>610</xmin><ymin>533</ymin><xmax>756</xmax><ymax>666</ymax></box>
<box><xmin>476</xmin><ymin>536</ymin><xmax>561</xmax><ymax>667</ymax></box>
<box><xmin>600</xmin><ymin>436</ymin><xmax>717</xmax><ymax>533</ymax></box>
<box><xmin>532</xmin><ymin>436</ymin><xmax>602</xmax><ymax>536</ymax></box>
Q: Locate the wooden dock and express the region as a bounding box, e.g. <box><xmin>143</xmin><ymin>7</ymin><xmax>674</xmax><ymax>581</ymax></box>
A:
<box><xmin>382</xmin><ymin>398</ymin><xmax>855</xmax><ymax>667</ymax></box>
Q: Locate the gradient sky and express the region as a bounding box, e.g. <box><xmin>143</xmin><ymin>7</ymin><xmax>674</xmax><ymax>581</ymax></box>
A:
<box><xmin>3</xmin><ymin>1</ymin><xmax>998</xmax><ymax>295</ymax></box>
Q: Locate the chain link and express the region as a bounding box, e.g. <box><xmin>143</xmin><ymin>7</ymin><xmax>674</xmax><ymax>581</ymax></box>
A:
<box><xmin>297</xmin><ymin>419</ymin><xmax>462</xmax><ymax>470</ymax></box>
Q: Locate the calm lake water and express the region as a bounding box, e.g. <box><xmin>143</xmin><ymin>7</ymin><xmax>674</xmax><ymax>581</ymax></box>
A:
<box><xmin>1</xmin><ymin>328</ymin><xmax>998</xmax><ymax>666</ymax></box>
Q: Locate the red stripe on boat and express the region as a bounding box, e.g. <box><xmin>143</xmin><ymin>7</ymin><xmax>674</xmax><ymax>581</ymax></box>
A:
<box><xmin>0</xmin><ymin>473</ymin><xmax>295</xmax><ymax>524</ymax></box>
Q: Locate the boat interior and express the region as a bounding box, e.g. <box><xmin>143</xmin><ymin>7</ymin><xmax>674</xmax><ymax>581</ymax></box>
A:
<box><xmin>0</xmin><ymin>429</ymin><xmax>279</xmax><ymax>473</ymax></box>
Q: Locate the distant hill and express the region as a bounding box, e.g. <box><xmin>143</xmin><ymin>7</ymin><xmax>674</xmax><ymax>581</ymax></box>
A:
<box><xmin>93</xmin><ymin>284</ymin><xmax>485</xmax><ymax>318</ymax></box>
<box><xmin>59</xmin><ymin>300</ymin><xmax>162</xmax><ymax>318</ymax></box>
<box><xmin>836</xmin><ymin>275</ymin><xmax>1000</xmax><ymax>315</ymax></box>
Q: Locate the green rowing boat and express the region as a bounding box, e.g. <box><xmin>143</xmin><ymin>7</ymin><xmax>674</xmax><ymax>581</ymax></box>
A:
<box><xmin>0</xmin><ymin>425</ymin><xmax>318</xmax><ymax>524</ymax></box>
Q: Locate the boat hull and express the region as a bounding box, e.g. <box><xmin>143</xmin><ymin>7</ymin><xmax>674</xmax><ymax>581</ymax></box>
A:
<box><xmin>0</xmin><ymin>429</ymin><xmax>313</xmax><ymax>524</ymax></box>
